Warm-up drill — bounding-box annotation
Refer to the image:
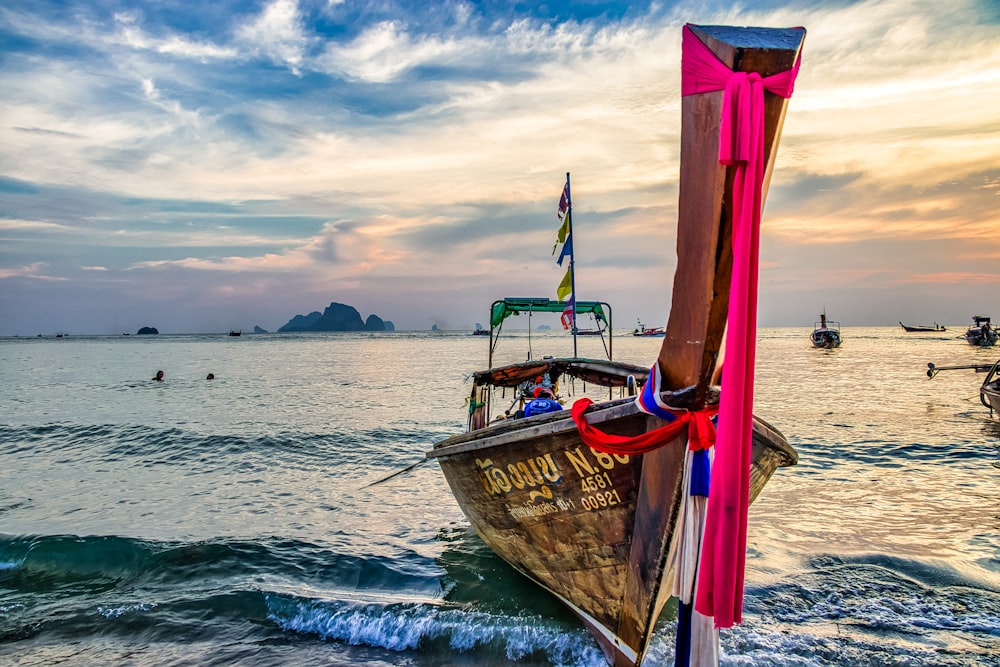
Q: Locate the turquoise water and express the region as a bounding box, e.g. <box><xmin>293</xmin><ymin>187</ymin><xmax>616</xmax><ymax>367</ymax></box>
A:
<box><xmin>1</xmin><ymin>329</ymin><xmax>998</xmax><ymax>665</ymax></box>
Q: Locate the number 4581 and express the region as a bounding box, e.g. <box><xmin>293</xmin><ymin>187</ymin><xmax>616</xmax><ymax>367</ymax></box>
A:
<box><xmin>581</xmin><ymin>472</ymin><xmax>612</xmax><ymax>492</ymax></box>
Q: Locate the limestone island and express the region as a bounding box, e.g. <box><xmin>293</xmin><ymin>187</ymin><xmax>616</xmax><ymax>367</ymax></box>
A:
<box><xmin>277</xmin><ymin>302</ymin><xmax>395</xmax><ymax>333</ymax></box>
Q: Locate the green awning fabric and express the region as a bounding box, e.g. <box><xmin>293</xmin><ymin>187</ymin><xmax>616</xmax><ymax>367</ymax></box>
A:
<box><xmin>489</xmin><ymin>298</ymin><xmax>608</xmax><ymax>328</ymax></box>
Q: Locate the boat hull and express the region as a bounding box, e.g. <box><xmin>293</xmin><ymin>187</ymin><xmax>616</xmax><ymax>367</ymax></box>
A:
<box><xmin>966</xmin><ymin>330</ymin><xmax>998</xmax><ymax>347</ymax></box>
<box><xmin>810</xmin><ymin>329</ymin><xmax>841</xmax><ymax>348</ymax></box>
<box><xmin>428</xmin><ymin>398</ymin><xmax>796</xmax><ymax>665</ymax></box>
<box><xmin>966</xmin><ymin>317</ymin><xmax>998</xmax><ymax>346</ymax></box>
<box><xmin>899</xmin><ymin>321</ymin><xmax>945</xmax><ymax>333</ymax></box>
<box><xmin>982</xmin><ymin>382</ymin><xmax>1000</xmax><ymax>417</ymax></box>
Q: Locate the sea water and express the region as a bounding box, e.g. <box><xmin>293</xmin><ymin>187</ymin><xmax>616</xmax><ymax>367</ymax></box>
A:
<box><xmin>1</xmin><ymin>329</ymin><xmax>997</xmax><ymax>666</ymax></box>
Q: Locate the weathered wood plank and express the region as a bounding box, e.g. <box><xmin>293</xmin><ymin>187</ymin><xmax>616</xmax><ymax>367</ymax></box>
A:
<box><xmin>657</xmin><ymin>25</ymin><xmax>806</xmax><ymax>401</ymax></box>
<box><xmin>622</xmin><ymin>24</ymin><xmax>806</xmax><ymax>663</ymax></box>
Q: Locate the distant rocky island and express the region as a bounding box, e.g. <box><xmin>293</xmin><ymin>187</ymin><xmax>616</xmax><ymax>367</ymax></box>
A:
<box><xmin>137</xmin><ymin>326</ymin><xmax>159</xmax><ymax>335</ymax></box>
<box><xmin>277</xmin><ymin>302</ymin><xmax>395</xmax><ymax>333</ymax></box>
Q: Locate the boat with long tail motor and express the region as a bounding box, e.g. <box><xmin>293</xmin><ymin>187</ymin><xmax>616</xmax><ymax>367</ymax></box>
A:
<box><xmin>927</xmin><ymin>359</ymin><xmax>1000</xmax><ymax>420</ymax></box>
<box><xmin>810</xmin><ymin>311</ymin><xmax>841</xmax><ymax>348</ymax></box>
<box><xmin>899</xmin><ymin>321</ymin><xmax>945</xmax><ymax>333</ymax></box>
<box><xmin>964</xmin><ymin>316</ymin><xmax>998</xmax><ymax>347</ymax></box>
<box><xmin>426</xmin><ymin>23</ymin><xmax>806</xmax><ymax>666</ymax></box>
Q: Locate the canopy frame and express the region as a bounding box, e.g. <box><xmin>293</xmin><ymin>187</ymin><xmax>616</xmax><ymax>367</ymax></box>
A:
<box><xmin>487</xmin><ymin>297</ymin><xmax>613</xmax><ymax>367</ymax></box>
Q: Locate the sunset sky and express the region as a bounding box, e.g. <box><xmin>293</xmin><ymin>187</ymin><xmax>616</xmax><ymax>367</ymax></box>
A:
<box><xmin>2</xmin><ymin>0</ymin><xmax>998</xmax><ymax>335</ymax></box>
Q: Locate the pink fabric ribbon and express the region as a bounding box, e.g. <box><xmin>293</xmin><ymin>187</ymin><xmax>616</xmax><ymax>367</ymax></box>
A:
<box><xmin>681</xmin><ymin>23</ymin><xmax>802</xmax><ymax>628</ymax></box>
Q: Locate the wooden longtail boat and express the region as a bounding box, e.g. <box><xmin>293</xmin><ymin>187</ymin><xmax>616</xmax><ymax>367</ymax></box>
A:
<box><xmin>983</xmin><ymin>363</ymin><xmax>1000</xmax><ymax>417</ymax></box>
<box><xmin>927</xmin><ymin>360</ymin><xmax>1000</xmax><ymax>419</ymax></box>
<box><xmin>899</xmin><ymin>321</ymin><xmax>945</xmax><ymax>333</ymax></box>
<box><xmin>965</xmin><ymin>316</ymin><xmax>998</xmax><ymax>347</ymax></box>
<box><xmin>810</xmin><ymin>311</ymin><xmax>841</xmax><ymax>348</ymax></box>
<box><xmin>427</xmin><ymin>24</ymin><xmax>805</xmax><ymax>666</ymax></box>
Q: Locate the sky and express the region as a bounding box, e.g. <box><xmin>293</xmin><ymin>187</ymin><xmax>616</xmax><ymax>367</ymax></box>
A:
<box><xmin>1</xmin><ymin>0</ymin><xmax>999</xmax><ymax>335</ymax></box>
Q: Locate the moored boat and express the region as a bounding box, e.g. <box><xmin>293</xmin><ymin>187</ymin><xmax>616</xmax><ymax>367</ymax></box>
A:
<box><xmin>927</xmin><ymin>360</ymin><xmax>1000</xmax><ymax>419</ymax></box>
<box><xmin>899</xmin><ymin>321</ymin><xmax>945</xmax><ymax>333</ymax></box>
<box><xmin>427</xmin><ymin>23</ymin><xmax>805</xmax><ymax>667</ymax></box>
<box><xmin>983</xmin><ymin>363</ymin><xmax>1000</xmax><ymax>417</ymax></box>
<box><xmin>964</xmin><ymin>316</ymin><xmax>998</xmax><ymax>347</ymax></box>
<box><xmin>633</xmin><ymin>321</ymin><xmax>665</xmax><ymax>337</ymax></box>
<box><xmin>810</xmin><ymin>311</ymin><xmax>841</xmax><ymax>348</ymax></box>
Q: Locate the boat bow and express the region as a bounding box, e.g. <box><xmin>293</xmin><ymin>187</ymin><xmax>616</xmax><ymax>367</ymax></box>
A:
<box><xmin>429</xmin><ymin>23</ymin><xmax>806</xmax><ymax>667</ymax></box>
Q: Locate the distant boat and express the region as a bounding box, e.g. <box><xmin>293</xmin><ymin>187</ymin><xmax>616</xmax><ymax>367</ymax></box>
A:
<box><xmin>964</xmin><ymin>316</ymin><xmax>998</xmax><ymax>347</ymax></box>
<box><xmin>632</xmin><ymin>321</ymin><xmax>665</xmax><ymax>337</ymax></box>
<box><xmin>472</xmin><ymin>323</ymin><xmax>490</xmax><ymax>336</ymax></box>
<box><xmin>568</xmin><ymin>311</ymin><xmax>608</xmax><ymax>338</ymax></box>
<box><xmin>229</xmin><ymin>330</ymin><xmax>242</xmax><ymax>337</ymax></box>
<box><xmin>899</xmin><ymin>321</ymin><xmax>945</xmax><ymax>332</ymax></box>
<box><xmin>810</xmin><ymin>311</ymin><xmax>841</xmax><ymax>348</ymax></box>
<box><xmin>927</xmin><ymin>359</ymin><xmax>1000</xmax><ymax>420</ymax></box>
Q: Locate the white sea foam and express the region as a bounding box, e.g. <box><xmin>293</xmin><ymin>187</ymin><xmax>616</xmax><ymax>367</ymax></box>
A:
<box><xmin>266</xmin><ymin>594</ymin><xmax>606</xmax><ymax>666</ymax></box>
<box><xmin>97</xmin><ymin>602</ymin><xmax>156</xmax><ymax>619</ymax></box>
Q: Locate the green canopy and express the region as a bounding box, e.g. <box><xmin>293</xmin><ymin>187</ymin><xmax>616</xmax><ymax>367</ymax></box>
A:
<box><xmin>490</xmin><ymin>298</ymin><xmax>609</xmax><ymax>329</ymax></box>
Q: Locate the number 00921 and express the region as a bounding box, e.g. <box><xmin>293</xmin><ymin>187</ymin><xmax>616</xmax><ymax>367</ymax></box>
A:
<box><xmin>581</xmin><ymin>489</ymin><xmax>622</xmax><ymax>511</ymax></box>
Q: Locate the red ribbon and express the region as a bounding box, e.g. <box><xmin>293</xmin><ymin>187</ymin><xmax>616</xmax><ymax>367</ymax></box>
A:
<box><xmin>571</xmin><ymin>398</ymin><xmax>718</xmax><ymax>456</ymax></box>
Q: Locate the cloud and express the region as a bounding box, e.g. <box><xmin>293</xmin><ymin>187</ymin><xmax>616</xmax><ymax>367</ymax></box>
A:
<box><xmin>1</xmin><ymin>0</ymin><xmax>1000</xmax><ymax>333</ymax></box>
<box><xmin>0</xmin><ymin>262</ymin><xmax>65</xmax><ymax>281</ymax></box>
<box><xmin>0</xmin><ymin>218</ymin><xmax>71</xmax><ymax>232</ymax></box>
<box><xmin>897</xmin><ymin>271</ymin><xmax>1000</xmax><ymax>285</ymax></box>
<box><xmin>114</xmin><ymin>12</ymin><xmax>238</xmax><ymax>60</ymax></box>
<box><xmin>318</xmin><ymin>19</ymin><xmax>479</xmax><ymax>83</ymax></box>
<box><xmin>235</xmin><ymin>0</ymin><xmax>311</xmax><ymax>74</ymax></box>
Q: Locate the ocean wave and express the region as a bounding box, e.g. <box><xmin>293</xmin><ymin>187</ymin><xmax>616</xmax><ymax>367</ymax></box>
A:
<box><xmin>0</xmin><ymin>534</ymin><xmax>444</xmax><ymax>599</ymax></box>
<box><xmin>720</xmin><ymin>622</ymin><xmax>992</xmax><ymax>667</ymax></box>
<box><xmin>0</xmin><ymin>422</ymin><xmax>442</xmax><ymax>472</ymax></box>
<box><xmin>742</xmin><ymin>553</ymin><xmax>1000</xmax><ymax>664</ymax></box>
<box><xmin>790</xmin><ymin>436</ymin><xmax>988</xmax><ymax>469</ymax></box>
<box><xmin>265</xmin><ymin>593</ymin><xmax>607</xmax><ymax>667</ymax></box>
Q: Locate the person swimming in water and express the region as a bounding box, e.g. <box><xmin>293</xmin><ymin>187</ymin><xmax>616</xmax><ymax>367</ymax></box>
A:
<box><xmin>152</xmin><ymin>370</ymin><xmax>164</xmax><ymax>381</ymax></box>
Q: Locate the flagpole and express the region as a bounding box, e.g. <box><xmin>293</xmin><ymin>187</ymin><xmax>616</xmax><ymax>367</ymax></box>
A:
<box><xmin>565</xmin><ymin>172</ymin><xmax>578</xmax><ymax>357</ymax></box>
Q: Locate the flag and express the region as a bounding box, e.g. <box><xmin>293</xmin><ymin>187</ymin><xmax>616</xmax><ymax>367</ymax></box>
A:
<box><xmin>553</xmin><ymin>179</ymin><xmax>572</xmax><ymax>261</ymax></box>
<box><xmin>557</xmin><ymin>231</ymin><xmax>573</xmax><ymax>266</ymax></box>
<box><xmin>554</xmin><ymin>178</ymin><xmax>574</xmax><ymax>320</ymax></box>
<box><xmin>561</xmin><ymin>297</ymin><xmax>575</xmax><ymax>330</ymax></box>
<box><xmin>552</xmin><ymin>210</ymin><xmax>571</xmax><ymax>256</ymax></box>
<box><xmin>556</xmin><ymin>267</ymin><xmax>572</xmax><ymax>302</ymax></box>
